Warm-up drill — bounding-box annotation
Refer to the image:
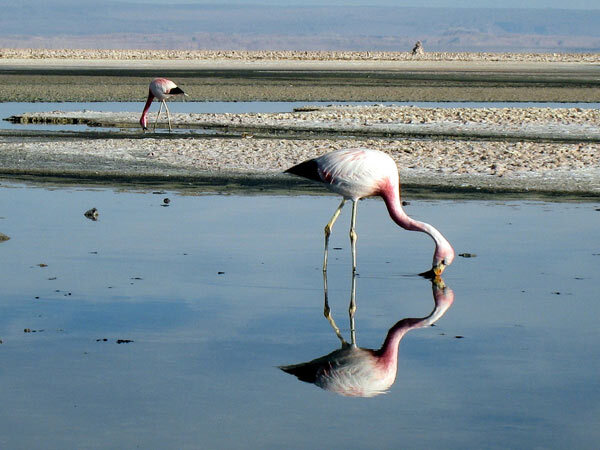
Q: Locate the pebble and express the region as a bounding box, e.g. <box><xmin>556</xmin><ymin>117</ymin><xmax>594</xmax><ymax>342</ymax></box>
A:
<box><xmin>84</xmin><ymin>207</ymin><xmax>99</xmax><ymax>221</ymax></box>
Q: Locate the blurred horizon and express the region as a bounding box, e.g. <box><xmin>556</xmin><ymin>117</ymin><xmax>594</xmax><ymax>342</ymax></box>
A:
<box><xmin>2</xmin><ymin>1</ymin><xmax>600</xmax><ymax>53</ymax></box>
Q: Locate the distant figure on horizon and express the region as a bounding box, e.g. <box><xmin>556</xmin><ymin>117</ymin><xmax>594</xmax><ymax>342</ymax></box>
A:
<box><xmin>411</xmin><ymin>40</ymin><xmax>424</xmax><ymax>56</ymax></box>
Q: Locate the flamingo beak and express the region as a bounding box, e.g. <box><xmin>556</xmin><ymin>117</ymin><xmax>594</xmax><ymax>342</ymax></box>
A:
<box><xmin>433</xmin><ymin>262</ymin><xmax>446</xmax><ymax>276</ymax></box>
<box><xmin>432</xmin><ymin>275</ymin><xmax>445</xmax><ymax>289</ymax></box>
<box><xmin>419</xmin><ymin>262</ymin><xmax>446</xmax><ymax>279</ymax></box>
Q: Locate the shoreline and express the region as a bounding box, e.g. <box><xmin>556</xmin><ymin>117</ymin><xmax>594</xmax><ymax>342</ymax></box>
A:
<box><xmin>3</xmin><ymin>169</ymin><xmax>599</xmax><ymax>201</ymax></box>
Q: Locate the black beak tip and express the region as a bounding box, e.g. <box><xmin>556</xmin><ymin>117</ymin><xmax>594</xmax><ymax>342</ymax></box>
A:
<box><xmin>418</xmin><ymin>268</ymin><xmax>436</xmax><ymax>280</ymax></box>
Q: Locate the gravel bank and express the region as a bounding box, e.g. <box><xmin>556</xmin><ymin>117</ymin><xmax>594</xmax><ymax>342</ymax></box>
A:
<box><xmin>2</xmin><ymin>48</ymin><xmax>600</xmax><ymax>62</ymax></box>
<box><xmin>2</xmin><ymin>105</ymin><xmax>599</xmax><ymax>196</ymax></box>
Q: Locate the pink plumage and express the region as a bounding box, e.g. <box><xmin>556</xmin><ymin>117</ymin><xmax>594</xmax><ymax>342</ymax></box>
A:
<box><xmin>285</xmin><ymin>148</ymin><xmax>454</xmax><ymax>275</ymax></box>
<box><xmin>139</xmin><ymin>78</ymin><xmax>186</xmax><ymax>132</ymax></box>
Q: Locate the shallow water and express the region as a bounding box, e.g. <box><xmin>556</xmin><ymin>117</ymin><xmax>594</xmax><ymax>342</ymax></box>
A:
<box><xmin>2</xmin><ymin>101</ymin><xmax>600</xmax><ymax>132</ymax></box>
<box><xmin>1</xmin><ymin>181</ymin><xmax>599</xmax><ymax>448</ymax></box>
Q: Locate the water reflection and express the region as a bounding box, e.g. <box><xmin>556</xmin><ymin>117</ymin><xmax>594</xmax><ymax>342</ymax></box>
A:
<box><xmin>279</xmin><ymin>274</ymin><xmax>454</xmax><ymax>397</ymax></box>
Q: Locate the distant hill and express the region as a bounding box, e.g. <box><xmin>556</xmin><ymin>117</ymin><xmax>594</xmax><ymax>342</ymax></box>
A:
<box><xmin>2</xmin><ymin>1</ymin><xmax>599</xmax><ymax>52</ymax></box>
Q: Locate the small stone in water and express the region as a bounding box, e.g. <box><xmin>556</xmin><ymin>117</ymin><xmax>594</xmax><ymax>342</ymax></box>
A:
<box><xmin>84</xmin><ymin>207</ymin><xmax>99</xmax><ymax>221</ymax></box>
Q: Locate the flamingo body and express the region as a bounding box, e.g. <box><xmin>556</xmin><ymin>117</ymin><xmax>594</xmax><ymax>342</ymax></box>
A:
<box><xmin>281</xmin><ymin>345</ymin><xmax>390</xmax><ymax>397</ymax></box>
<box><xmin>288</xmin><ymin>148</ymin><xmax>395</xmax><ymax>200</ymax></box>
<box><xmin>285</xmin><ymin>148</ymin><xmax>454</xmax><ymax>275</ymax></box>
<box><xmin>140</xmin><ymin>78</ymin><xmax>186</xmax><ymax>131</ymax></box>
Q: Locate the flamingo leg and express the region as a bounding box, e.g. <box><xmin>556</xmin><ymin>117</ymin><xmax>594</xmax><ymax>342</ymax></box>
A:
<box><xmin>323</xmin><ymin>198</ymin><xmax>346</xmax><ymax>272</ymax></box>
<box><xmin>349</xmin><ymin>200</ymin><xmax>359</xmax><ymax>273</ymax></box>
<box><xmin>349</xmin><ymin>270</ymin><xmax>357</xmax><ymax>346</ymax></box>
<box><xmin>322</xmin><ymin>271</ymin><xmax>346</xmax><ymax>345</ymax></box>
<box><xmin>163</xmin><ymin>101</ymin><xmax>172</xmax><ymax>132</ymax></box>
<box><xmin>154</xmin><ymin>101</ymin><xmax>164</xmax><ymax>132</ymax></box>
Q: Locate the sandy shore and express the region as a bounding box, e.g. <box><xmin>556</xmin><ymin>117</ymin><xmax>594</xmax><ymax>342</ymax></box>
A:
<box><xmin>1</xmin><ymin>50</ymin><xmax>600</xmax><ymax>197</ymax></box>
<box><xmin>3</xmin><ymin>104</ymin><xmax>600</xmax><ymax>196</ymax></box>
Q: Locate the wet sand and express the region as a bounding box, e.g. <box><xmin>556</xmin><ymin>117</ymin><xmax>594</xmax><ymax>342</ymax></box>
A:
<box><xmin>2</xmin><ymin>50</ymin><xmax>600</xmax><ymax>103</ymax></box>
<box><xmin>1</xmin><ymin>50</ymin><xmax>600</xmax><ymax>196</ymax></box>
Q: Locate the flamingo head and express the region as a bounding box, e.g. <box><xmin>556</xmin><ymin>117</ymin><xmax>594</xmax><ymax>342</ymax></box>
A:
<box><xmin>139</xmin><ymin>114</ymin><xmax>148</xmax><ymax>131</ymax></box>
<box><xmin>431</xmin><ymin>275</ymin><xmax>455</xmax><ymax>310</ymax></box>
<box><xmin>433</xmin><ymin>243</ymin><xmax>455</xmax><ymax>276</ymax></box>
<box><xmin>420</xmin><ymin>243</ymin><xmax>454</xmax><ymax>278</ymax></box>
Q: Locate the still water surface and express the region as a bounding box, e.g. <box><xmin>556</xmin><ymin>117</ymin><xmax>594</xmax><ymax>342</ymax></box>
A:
<box><xmin>2</xmin><ymin>101</ymin><xmax>600</xmax><ymax>132</ymax></box>
<box><xmin>0</xmin><ymin>182</ymin><xmax>599</xmax><ymax>449</ymax></box>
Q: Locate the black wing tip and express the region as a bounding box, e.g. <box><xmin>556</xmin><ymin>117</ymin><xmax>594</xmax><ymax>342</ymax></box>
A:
<box><xmin>170</xmin><ymin>86</ymin><xmax>185</xmax><ymax>95</ymax></box>
<box><xmin>285</xmin><ymin>159</ymin><xmax>322</xmax><ymax>183</ymax></box>
<box><xmin>278</xmin><ymin>364</ymin><xmax>318</xmax><ymax>383</ymax></box>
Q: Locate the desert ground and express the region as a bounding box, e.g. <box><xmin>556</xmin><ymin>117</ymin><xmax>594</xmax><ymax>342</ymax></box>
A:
<box><xmin>1</xmin><ymin>49</ymin><xmax>599</xmax><ymax>196</ymax></box>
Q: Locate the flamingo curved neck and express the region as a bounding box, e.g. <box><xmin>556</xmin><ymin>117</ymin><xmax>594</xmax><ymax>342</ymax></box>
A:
<box><xmin>141</xmin><ymin>92</ymin><xmax>155</xmax><ymax>119</ymax></box>
<box><xmin>375</xmin><ymin>296</ymin><xmax>450</xmax><ymax>369</ymax></box>
<box><xmin>375</xmin><ymin>320</ymin><xmax>413</xmax><ymax>369</ymax></box>
<box><xmin>381</xmin><ymin>185</ymin><xmax>448</xmax><ymax>253</ymax></box>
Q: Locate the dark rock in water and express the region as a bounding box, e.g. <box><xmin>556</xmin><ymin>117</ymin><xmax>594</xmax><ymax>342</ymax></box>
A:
<box><xmin>116</xmin><ymin>339</ymin><xmax>133</xmax><ymax>344</ymax></box>
<box><xmin>459</xmin><ymin>253</ymin><xmax>477</xmax><ymax>258</ymax></box>
<box><xmin>0</xmin><ymin>232</ymin><xmax>9</xmax><ymax>242</ymax></box>
<box><xmin>84</xmin><ymin>207</ymin><xmax>99</xmax><ymax>221</ymax></box>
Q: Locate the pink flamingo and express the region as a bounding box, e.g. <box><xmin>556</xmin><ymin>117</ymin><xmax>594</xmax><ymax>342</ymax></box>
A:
<box><xmin>280</xmin><ymin>276</ymin><xmax>454</xmax><ymax>397</ymax></box>
<box><xmin>285</xmin><ymin>148</ymin><xmax>455</xmax><ymax>276</ymax></box>
<box><xmin>139</xmin><ymin>78</ymin><xmax>186</xmax><ymax>132</ymax></box>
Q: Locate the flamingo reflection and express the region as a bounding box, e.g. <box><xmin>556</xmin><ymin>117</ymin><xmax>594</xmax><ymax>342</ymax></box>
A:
<box><xmin>279</xmin><ymin>274</ymin><xmax>454</xmax><ymax>397</ymax></box>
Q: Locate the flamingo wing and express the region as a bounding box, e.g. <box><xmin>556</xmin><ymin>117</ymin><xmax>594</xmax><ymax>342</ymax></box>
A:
<box><xmin>316</xmin><ymin>148</ymin><xmax>398</xmax><ymax>199</ymax></box>
<box><xmin>150</xmin><ymin>78</ymin><xmax>180</xmax><ymax>99</ymax></box>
